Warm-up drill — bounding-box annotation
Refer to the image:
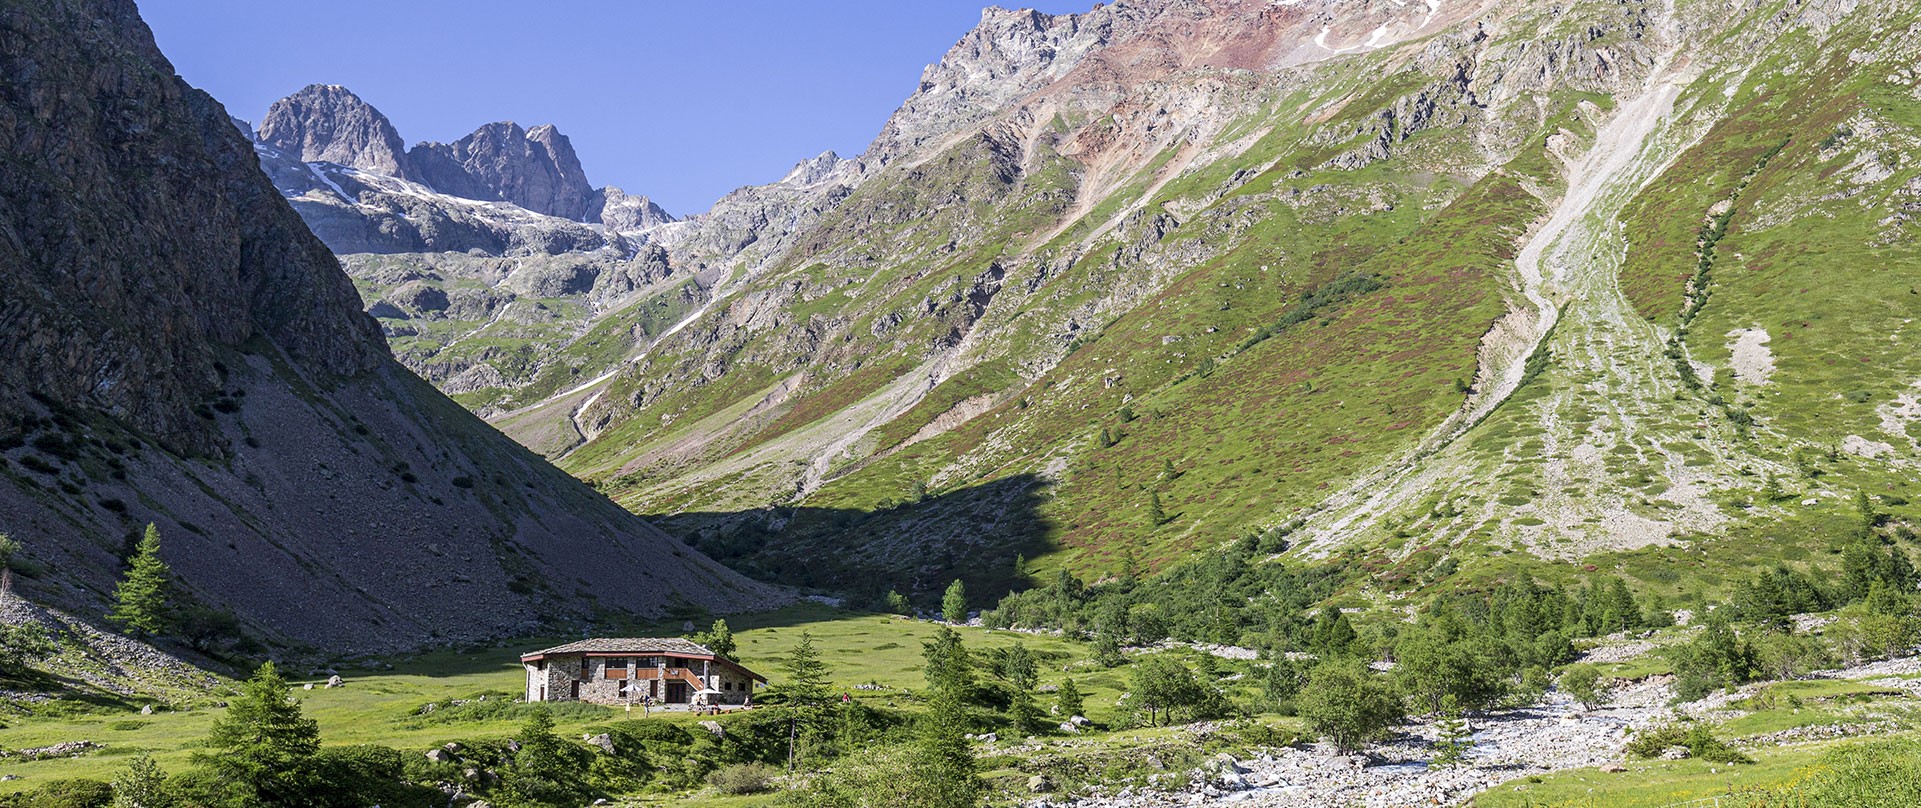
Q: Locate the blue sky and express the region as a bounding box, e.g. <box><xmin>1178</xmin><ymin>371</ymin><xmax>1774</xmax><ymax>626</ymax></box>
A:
<box><xmin>141</xmin><ymin>0</ymin><xmax>1090</xmax><ymax>215</ymax></box>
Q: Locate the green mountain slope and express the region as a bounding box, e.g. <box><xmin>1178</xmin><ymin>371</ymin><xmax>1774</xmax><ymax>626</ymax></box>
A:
<box><xmin>338</xmin><ymin>0</ymin><xmax>1919</xmax><ymax>607</ymax></box>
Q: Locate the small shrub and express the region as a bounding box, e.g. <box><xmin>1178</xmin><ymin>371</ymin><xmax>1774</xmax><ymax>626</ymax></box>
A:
<box><xmin>0</xmin><ymin>778</ymin><xmax>113</xmax><ymax>808</ymax></box>
<box><xmin>451</xmin><ymin>475</ymin><xmax>475</xmax><ymax>489</ymax></box>
<box><xmin>707</xmin><ymin>762</ymin><xmax>778</xmax><ymax>795</ymax></box>
<box><xmin>1626</xmin><ymin>721</ymin><xmax>1751</xmax><ymax>764</ymax></box>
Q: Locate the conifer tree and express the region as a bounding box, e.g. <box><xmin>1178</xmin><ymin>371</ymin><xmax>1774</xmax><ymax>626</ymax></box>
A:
<box><xmin>1010</xmin><ymin>686</ymin><xmax>1045</xmax><ymax>735</ymax></box>
<box><xmin>1003</xmin><ymin>642</ymin><xmax>1037</xmax><ymax>690</ymax></box>
<box><xmin>201</xmin><ymin>661</ymin><xmax>319</xmax><ymax>804</ymax></box>
<box><xmin>1430</xmin><ymin>694</ymin><xmax>1472</xmax><ymax>768</ymax></box>
<box><xmin>922</xmin><ymin>626</ymin><xmax>975</xmax><ymax>697</ymax></box>
<box><xmin>906</xmin><ymin>686</ymin><xmax>982</xmax><ymax>808</ymax></box>
<box><xmin>1146</xmin><ymin>491</ymin><xmax>1167</xmax><ymax>526</ymax></box>
<box><xmin>504</xmin><ymin>708</ymin><xmax>590</xmax><ymax>805</ymax></box>
<box><xmin>1056</xmin><ymin>677</ymin><xmax>1084</xmax><ymax>717</ymax></box>
<box><xmin>110</xmin><ymin>524</ymin><xmax>172</xmax><ymax>637</ymax></box>
<box><xmin>942</xmin><ymin>579</ymin><xmax>968</xmax><ymax>624</ymax></box>
<box><xmin>782</xmin><ymin>630</ymin><xmax>831</xmax><ymax>705</ymax></box>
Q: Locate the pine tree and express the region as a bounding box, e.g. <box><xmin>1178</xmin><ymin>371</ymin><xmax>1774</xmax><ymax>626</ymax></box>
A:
<box><xmin>1056</xmin><ymin>678</ymin><xmax>1084</xmax><ymax>718</ymax></box>
<box><xmin>1160</xmin><ymin>459</ymin><xmax>1178</xmax><ymax>481</ymax></box>
<box><xmin>922</xmin><ymin>627</ymin><xmax>975</xmax><ymax>697</ymax></box>
<box><xmin>942</xmin><ymin>579</ymin><xmax>968</xmax><ymax>624</ymax></box>
<box><xmin>1430</xmin><ymin>694</ymin><xmax>1472</xmax><ymax>768</ymax></box>
<box><xmin>109</xmin><ymin>524</ymin><xmax>172</xmax><ymax>637</ymax></box>
<box><xmin>1010</xmin><ymin>686</ymin><xmax>1045</xmax><ymax>735</ymax></box>
<box><xmin>781</xmin><ymin>630</ymin><xmax>831</xmax><ymax>705</ymax></box>
<box><xmin>200</xmin><ymin>661</ymin><xmax>320</xmax><ymax>804</ymax></box>
<box><xmin>1003</xmin><ymin>642</ymin><xmax>1037</xmax><ymax>690</ymax></box>
<box><xmin>1761</xmin><ymin>474</ymin><xmax>1788</xmax><ymax>502</ymax></box>
<box><xmin>1013</xmin><ymin>554</ymin><xmax>1028</xmax><ymax>581</ymax></box>
<box><xmin>1098</xmin><ymin>428</ymin><xmax>1116</xmax><ymax>448</ymax></box>
<box><xmin>906</xmin><ymin>687</ymin><xmax>983</xmax><ymax>808</ymax></box>
<box><xmin>1857</xmin><ymin>489</ymin><xmax>1882</xmax><ymax>535</ymax></box>
<box><xmin>504</xmin><ymin>708</ymin><xmax>589</xmax><ymax>805</ymax></box>
<box><xmin>1146</xmin><ymin>491</ymin><xmax>1167</xmax><ymax>526</ymax></box>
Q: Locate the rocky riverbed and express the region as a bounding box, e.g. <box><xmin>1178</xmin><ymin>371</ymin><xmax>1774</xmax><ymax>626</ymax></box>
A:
<box><xmin>1031</xmin><ymin>653</ymin><xmax>1921</xmax><ymax>808</ymax></box>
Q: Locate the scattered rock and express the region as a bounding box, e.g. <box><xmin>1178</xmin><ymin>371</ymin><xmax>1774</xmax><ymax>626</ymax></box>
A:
<box><xmin>3</xmin><ymin>741</ymin><xmax>103</xmax><ymax>761</ymax></box>
<box><xmin>1028</xmin><ymin>774</ymin><xmax>1055</xmax><ymax>793</ymax></box>
<box><xmin>140</xmin><ymin>704</ymin><xmax>154</xmax><ymax>715</ymax></box>
<box><xmin>587</xmin><ymin>733</ymin><xmax>617</xmax><ymax>755</ymax></box>
<box><xmin>1659</xmin><ymin>745</ymin><xmax>1692</xmax><ymax>760</ymax></box>
<box><xmin>1208</xmin><ymin>753</ymin><xmax>1248</xmax><ymax>774</ymax></box>
<box><xmin>698</xmin><ymin>721</ymin><xmax>725</xmax><ymax>738</ymax></box>
<box><xmin>426</xmin><ymin>748</ymin><xmax>455</xmax><ymax>764</ymax></box>
<box><xmin>325</xmin><ymin>675</ymin><xmax>344</xmax><ymax>688</ymax></box>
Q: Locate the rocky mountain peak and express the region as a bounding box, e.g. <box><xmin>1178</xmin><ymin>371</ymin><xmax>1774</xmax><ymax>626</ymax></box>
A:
<box><xmin>257</xmin><ymin>83</ymin><xmax>415</xmax><ymax>179</ymax></box>
<box><xmin>588</xmin><ymin>186</ymin><xmax>675</xmax><ymax>231</ymax></box>
<box><xmin>863</xmin><ymin>2</ymin><xmax>1133</xmax><ymax>167</ymax></box>
<box><xmin>410</xmin><ymin>120</ymin><xmax>597</xmax><ymax>221</ymax></box>
<box><xmin>781</xmin><ymin>150</ymin><xmax>849</xmax><ymax>187</ymax></box>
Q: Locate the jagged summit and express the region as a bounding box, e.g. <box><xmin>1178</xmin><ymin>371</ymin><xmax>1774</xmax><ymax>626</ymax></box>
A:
<box><xmin>780</xmin><ymin>150</ymin><xmax>850</xmax><ymax>187</ymax></box>
<box><xmin>259</xmin><ymin>83</ymin><xmax>416</xmax><ymax>180</ymax></box>
<box><xmin>255</xmin><ymin>85</ymin><xmax>671</xmax><ymax>226</ymax></box>
<box><xmin>411</xmin><ymin>120</ymin><xmax>597</xmax><ymax>220</ymax></box>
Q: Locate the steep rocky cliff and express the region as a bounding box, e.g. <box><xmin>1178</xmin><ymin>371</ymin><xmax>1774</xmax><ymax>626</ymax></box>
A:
<box><xmin>0</xmin><ymin>0</ymin><xmax>779</xmax><ymax>652</ymax></box>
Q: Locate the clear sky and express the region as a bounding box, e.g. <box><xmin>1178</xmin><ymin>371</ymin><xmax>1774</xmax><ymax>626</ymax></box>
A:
<box><xmin>140</xmin><ymin>0</ymin><xmax>1091</xmax><ymax>216</ymax></box>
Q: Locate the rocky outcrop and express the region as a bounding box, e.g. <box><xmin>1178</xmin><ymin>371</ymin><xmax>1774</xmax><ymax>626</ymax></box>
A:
<box><xmin>258</xmin><ymin>84</ymin><xmax>416</xmax><ymax>180</ymax></box>
<box><xmin>588</xmin><ymin>186</ymin><xmax>675</xmax><ymax>231</ymax></box>
<box><xmin>411</xmin><ymin>121</ymin><xmax>596</xmax><ymax>221</ymax></box>
<box><xmin>0</xmin><ymin>0</ymin><xmax>780</xmax><ymax>652</ymax></box>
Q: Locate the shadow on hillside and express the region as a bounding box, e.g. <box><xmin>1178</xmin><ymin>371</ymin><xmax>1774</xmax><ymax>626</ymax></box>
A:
<box><xmin>656</xmin><ymin>473</ymin><xmax>1057</xmax><ymax>611</ymax></box>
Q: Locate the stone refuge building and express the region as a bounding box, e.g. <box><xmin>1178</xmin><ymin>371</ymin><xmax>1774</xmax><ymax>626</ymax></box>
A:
<box><xmin>522</xmin><ymin>638</ymin><xmax>765</xmax><ymax>706</ymax></box>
